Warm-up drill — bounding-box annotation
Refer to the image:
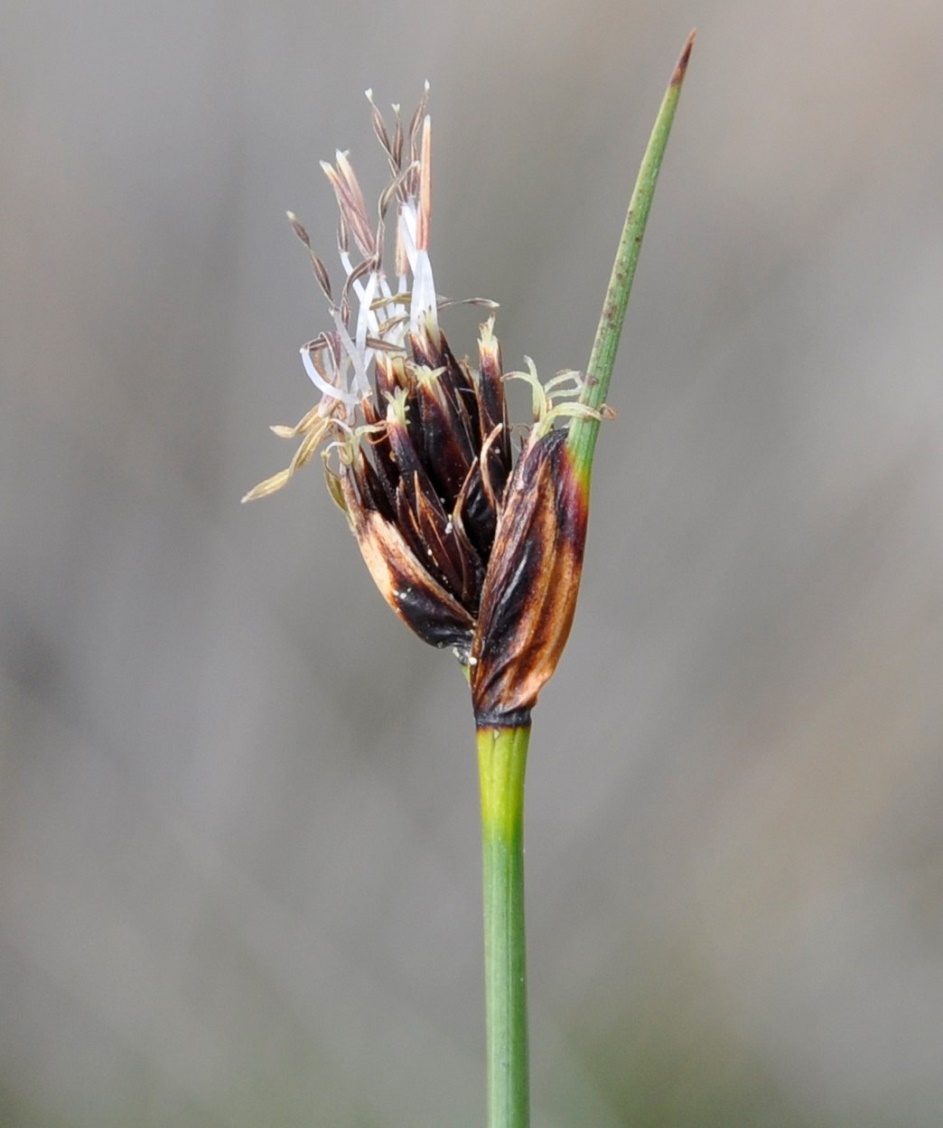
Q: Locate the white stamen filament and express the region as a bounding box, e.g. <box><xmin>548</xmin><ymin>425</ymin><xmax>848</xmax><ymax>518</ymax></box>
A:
<box><xmin>330</xmin><ymin>308</ymin><xmax>371</xmax><ymax>397</ymax></box>
<box><xmin>398</xmin><ymin>202</ymin><xmax>419</xmax><ymax>273</ymax></box>
<box><xmin>300</xmin><ymin>344</ymin><xmax>360</xmax><ymax>406</ymax></box>
<box><xmin>397</xmin><ymin>200</ymin><xmax>437</xmax><ymax>329</ymax></box>
<box><xmin>354</xmin><ymin>271</ymin><xmax>379</xmax><ymax>355</ymax></box>
<box><xmin>307</xmin><ymin>109</ymin><xmax>443</xmax><ymax>432</ymax></box>
<box><xmin>410</xmin><ymin>248</ymin><xmax>436</xmax><ymax>326</ymax></box>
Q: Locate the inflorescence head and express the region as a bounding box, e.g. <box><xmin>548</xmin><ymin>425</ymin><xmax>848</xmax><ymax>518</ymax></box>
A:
<box><xmin>244</xmin><ymin>88</ymin><xmax>608</xmax><ymax>726</ymax></box>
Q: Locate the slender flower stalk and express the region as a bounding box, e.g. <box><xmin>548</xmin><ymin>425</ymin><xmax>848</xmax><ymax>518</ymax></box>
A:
<box><xmin>245</xmin><ymin>34</ymin><xmax>693</xmax><ymax>1127</ymax></box>
<box><xmin>478</xmin><ymin>724</ymin><xmax>530</xmax><ymax>1128</ymax></box>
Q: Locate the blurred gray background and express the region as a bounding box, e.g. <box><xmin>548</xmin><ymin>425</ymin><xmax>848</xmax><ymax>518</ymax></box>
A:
<box><xmin>2</xmin><ymin>1</ymin><xmax>942</xmax><ymax>1125</ymax></box>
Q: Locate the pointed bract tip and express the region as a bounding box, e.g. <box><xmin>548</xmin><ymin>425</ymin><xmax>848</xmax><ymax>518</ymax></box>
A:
<box><xmin>672</xmin><ymin>29</ymin><xmax>696</xmax><ymax>86</ymax></box>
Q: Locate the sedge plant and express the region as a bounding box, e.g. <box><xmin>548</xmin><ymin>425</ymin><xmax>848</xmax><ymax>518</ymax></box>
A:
<box><xmin>245</xmin><ymin>33</ymin><xmax>694</xmax><ymax>1128</ymax></box>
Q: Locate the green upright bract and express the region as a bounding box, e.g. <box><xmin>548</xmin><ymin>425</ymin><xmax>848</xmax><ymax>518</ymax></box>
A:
<box><xmin>246</xmin><ymin>34</ymin><xmax>694</xmax><ymax>1127</ymax></box>
<box><xmin>567</xmin><ymin>31</ymin><xmax>696</xmax><ymax>489</ymax></box>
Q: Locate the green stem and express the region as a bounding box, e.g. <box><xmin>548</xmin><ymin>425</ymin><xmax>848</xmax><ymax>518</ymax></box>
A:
<box><xmin>567</xmin><ymin>29</ymin><xmax>696</xmax><ymax>486</ymax></box>
<box><xmin>477</xmin><ymin>723</ymin><xmax>531</xmax><ymax>1128</ymax></box>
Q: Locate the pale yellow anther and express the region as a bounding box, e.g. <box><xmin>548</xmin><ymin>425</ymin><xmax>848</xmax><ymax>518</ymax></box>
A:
<box><xmin>417</xmin><ymin>116</ymin><xmax>432</xmax><ymax>253</ymax></box>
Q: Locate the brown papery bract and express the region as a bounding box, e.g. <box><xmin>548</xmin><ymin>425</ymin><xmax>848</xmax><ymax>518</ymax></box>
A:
<box><xmin>471</xmin><ymin>430</ymin><xmax>588</xmax><ymax>727</ymax></box>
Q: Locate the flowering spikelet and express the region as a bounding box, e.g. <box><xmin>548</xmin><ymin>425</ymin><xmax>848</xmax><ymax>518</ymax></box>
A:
<box><xmin>245</xmin><ymin>89</ymin><xmax>606</xmax><ymax>726</ymax></box>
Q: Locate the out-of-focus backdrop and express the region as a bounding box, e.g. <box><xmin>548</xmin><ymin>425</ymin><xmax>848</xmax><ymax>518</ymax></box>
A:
<box><xmin>2</xmin><ymin>2</ymin><xmax>942</xmax><ymax>1125</ymax></box>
